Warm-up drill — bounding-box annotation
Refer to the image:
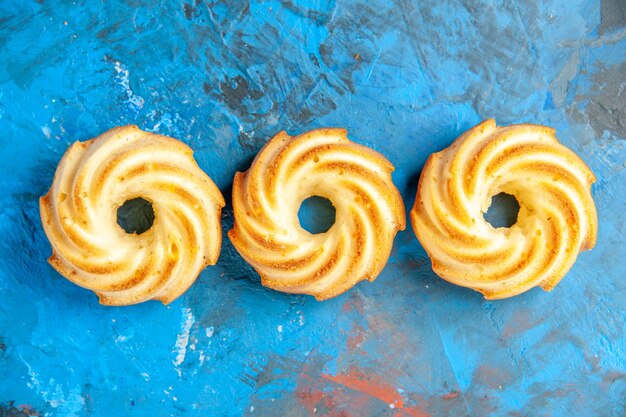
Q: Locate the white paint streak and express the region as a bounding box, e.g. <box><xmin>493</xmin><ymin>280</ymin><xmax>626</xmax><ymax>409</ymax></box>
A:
<box><xmin>42</xmin><ymin>125</ymin><xmax>51</xmax><ymax>139</ymax></box>
<box><xmin>173</xmin><ymin>307</ymin><xmax>195</xmax><ymax>375</ymax></box>
<box><xmin>145</xmin><ymin>109</ymin><xmax>183</xmax><ymax>133</ymax></box>
<box><xmin>206</xmin><ymin>326</ymin><xmax>214</xmax><ymax>338</ymax></box>
<box><xmin>23</xmin><ymin>362</ymin><xmax>83</xmax><ymax>416</ymax></box>
<box><xmin>363</xmin><ymin>44</ymin><xmax>382</xmax><ymax>86</ymax></box>
<box><xmin>113</xmin><ymin>60</ymin><xmax>145</xmax><ymax>111</ymax></box>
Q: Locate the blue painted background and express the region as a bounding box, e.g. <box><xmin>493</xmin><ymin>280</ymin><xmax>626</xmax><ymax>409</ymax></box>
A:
<box><xmin>1</xmin><ymin>1</ymin><xmax>625</xmax><ymax>416</ymax></box>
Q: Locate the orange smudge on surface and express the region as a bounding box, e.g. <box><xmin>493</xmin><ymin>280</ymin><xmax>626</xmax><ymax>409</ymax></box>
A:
<box><xmin>322</xmin><ymin>367</ymin><xmax>430</xmax><ymax>417</ymax></box>
<box><xmin>296</xmin><ymin>380</ymin><xmax>365</xmax><ymax>417</ymax></box>
<box><xmin>442</xmin><ymin>391</ymin><xmax>460</xmax><ymax>400</ymax></box>
<box><xmin>342</xmin><ymin>294</ymin><xmax>364</xmax><ymax>314</ymax></box>
<box><xmin>323</xmin><ymin>367</ymin><xmax>403</xmax><ymax>407</ymax></box>
<box><xmin>294</xmin><ymin>356</ymin><xmax>429</xmax><ymax>417</ymax></box>
<box><xmin>347</xmin><ymin>325</ymin><xmax>366</xmax><ymax>350</ymax></box>
<box><xmin>295</xmin><ymin>373</ymin><xmax>327</xmax><ymax>416</ymax></box>
<box><xmin>16</xmin><ymin>405</ymin><xmax>41</xmax><ymax>417</ymax></box>
<box><xmin>398</xmin><ymin>405</ymin><xmax>430</xmax><ymax>417</ymax></box>
<box><xmin>501</xmin><ymin>309</ymin><xmax>544</xmax><ymax>339</ymax></box>
<box><xmin>296</xmin><ymin>387</ymin><xmax>339</xmax><ymax>417</ymax></box>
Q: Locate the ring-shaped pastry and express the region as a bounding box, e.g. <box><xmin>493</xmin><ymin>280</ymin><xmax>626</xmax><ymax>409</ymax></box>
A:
<box><xmin>229</xmin><ymin>128</ymin><xmax>406</xmax><ymax>300</ymax></box>
<box><xmin>411</xmin><ymin>119</ymin><xmax>597</xmax><ymax>298</ymax></box>
<box><xmin>40</xmin><ymin>126</ymin><xmax>225</xmax><ymax>305</ymax></box>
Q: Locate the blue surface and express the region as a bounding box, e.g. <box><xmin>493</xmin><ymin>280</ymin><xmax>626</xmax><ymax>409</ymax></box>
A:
<box><xmin>1</xmin><ymin>1</ymin><xmax>625</xmax><ymax>416</ymax></box>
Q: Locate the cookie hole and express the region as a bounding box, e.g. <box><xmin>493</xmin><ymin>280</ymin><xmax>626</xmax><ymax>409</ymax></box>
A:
<box><xmin>483</xmin><ymin>193</ymin><xmax>520</xmax><ymax>228</ymax></box>
<box><xmin>298</xmin><ymin>196</ymin><xmax>336</xmax><ymax>234</ymax></box>
<box><xmin>117</xmin><ymin>197</ymin><xmax>155</xmax><ymax>235</ymax></box>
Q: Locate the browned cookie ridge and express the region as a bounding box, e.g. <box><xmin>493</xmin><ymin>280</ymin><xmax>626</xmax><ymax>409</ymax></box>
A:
<box><xmin>411</xmin><ymin>119</ymin><xmax>597</xmax><ymax>299</ymax></box>
<box><xmin>40</xmin><ymin>126</ymin><xmax>225</xmax><ymax>305</ymax></box>
<box><xmin>229</xmin><ymin>128</ymin><xmax>406</xmax><ymax>300</ymax></box>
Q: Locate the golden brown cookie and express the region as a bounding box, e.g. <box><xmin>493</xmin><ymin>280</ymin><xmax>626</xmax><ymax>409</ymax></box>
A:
<box><xmin>411</xmin><ymin>119</ymin><xmax>597</xmax><ymax>299</ymax></box>
<box><xmin>229</xmin><ymin>128</ymin><xmax>406</xmax><ymax>300</ymax></box>
<box><xmin>40</xmin><ymin>126</ymin><xmax>225</xmax><ymax>305</ymax></box>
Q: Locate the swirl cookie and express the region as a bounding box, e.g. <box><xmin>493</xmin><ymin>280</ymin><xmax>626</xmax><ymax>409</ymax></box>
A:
<box><xmin>229</xmin><ymin>128</ymin><xmax>406</xmax><ymax>300</ymax></box>
<box><xmin>411</xmin><ymin>119</ymin><xmax>597</xmax><ymax>299</ymax></box>
<box><xmin>40</xmin><ymin>126</ymin><xmax>225</xmax><ymax>305</ymax></box>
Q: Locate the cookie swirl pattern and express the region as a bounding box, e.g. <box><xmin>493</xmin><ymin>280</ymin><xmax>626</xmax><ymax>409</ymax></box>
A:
<box><xmin>411</xmin><ymin>119</ymin><xmax>597</xmax><ymax>299</ymax></box>
<box><xmin>229</xmin><ymin>128</ymin><xmax>406</xmax><ymax>300</ymax></box>
<box><xmin>40</xmin><ymin>126</ymin><xmax>225</xmax><ymax>305</ymax></box>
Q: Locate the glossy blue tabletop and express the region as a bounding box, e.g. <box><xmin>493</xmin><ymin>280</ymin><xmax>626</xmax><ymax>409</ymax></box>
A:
<box><xmin>0</xmin><ymin>1</ymin><xmax>625</xmax><ymax>416</ymax></box>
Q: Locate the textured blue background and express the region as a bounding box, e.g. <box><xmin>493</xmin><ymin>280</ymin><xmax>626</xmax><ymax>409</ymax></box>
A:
<box><xmin>1</xmin><ymin>1</ymin><xmax>625</xmax><ymax>416</ymax></box>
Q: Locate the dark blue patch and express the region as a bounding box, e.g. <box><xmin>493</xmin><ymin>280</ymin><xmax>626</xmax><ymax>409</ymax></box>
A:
<box><xmin>117</xmin><ymin>197</ymin><xmax>155</xmax><ymax>235</ymax></box>
<box><xmin>0</xmin><ymin>402</ymin><xmax>41</xmax><ymax>417</ymax></box>
<box><xmin>543</xmin><ymin>91</ymin><xmax>555</xmax><ymax>111</ymax></box>
<box><xmin>298</xmin><ymin>196</ymin><xmax>336</xmax><ymax>234</ymax></box>
<box><xmin>483</xmin><ymin>193</ymin><xmax>520</xmax><ymax>229</ymax></box>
